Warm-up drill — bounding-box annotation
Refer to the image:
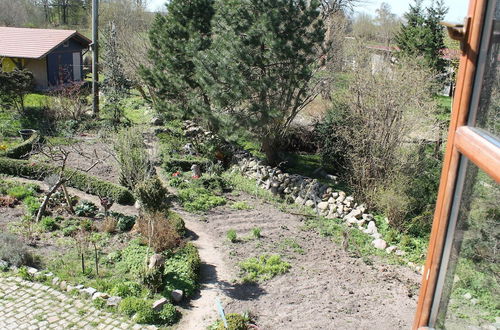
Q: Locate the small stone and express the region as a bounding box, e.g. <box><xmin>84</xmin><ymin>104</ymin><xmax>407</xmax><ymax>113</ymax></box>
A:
<box><xmin>364</xmin><ymin>221</ymin><xmax>378</xmax><ymax>235</ymax></box>
<box><xmin>52</xmin><ymin>277</ymin><xmax>60</xmax><ymax>286</ymax></box>
<box><xmin>371</xmin><ymin>233</ymin><xmax>382</xmax><ymax>239</ymax></box>
<box><xmin>107</xmin><ymin>296</ymin><xmax>122</xmax><ymax>307</ymax></box>
<box><xmin>395</xmin><ymin>250</ymin><xmax>406</xmax><ymax>256</ymax></box>
<box><xmin>92</xmin><ymin>292</ymin><xmax>109</xmax><ymax>300</ymax></box>
<box><xmin>372</xmin><ymin>239</ymin><xmax>387</xmax><ymax>250</ymax></box>
<box><xmin>362</xmin><ymin>213</ymin><xmax>374</xmax><ymax>221</ymax></box>
<box><xmin>305</xmin><ymin>200</ymin><xmax>315</xmax><ymax>207</ymax></box>
<box><xmin>171</xmin><ymin>289</ymin><xmax>183</xmax><ymax>303</ymax></box>
<box><xmin>346</xmin><ymin>209</ymin><xmax>362</xmax><ymax>219</ymax></box>
<box><xmin>385</xmin><ymin>246</ymin><xmax>397</xmax><ymax>254</ymax></box>
<box><xmin>331</xmin><ymin>192</ymin><xmax>339</xmax><ymax>198</ymax></box>
<box><xmin>148</xmin><ymin>254</ymin><xmax>165</xmax><ymax>270</ymax></box>
<box><xmin>327</xmin><ymin>197</ymin><xmax>336</xmax><ymax>204</ymax></box>
<box><xmin>463</xmin><ymin>292</ymin><xmax>472</xmax><ymax>300</ymax></box>
<box><xmin>151</xmin><ymin>117</ymin><xmax>163</xmax><ymax>126</ymax></box>
<box><xmin>60</xmin><ymin>281</ymin><xmax>67</xmax><ymax>290</ymax></box>
<box><xmin>336</xmin><ymin>194</ymin><xmax>346</xmax><ymax>203</ymax></box>
<box><xmin>345</xmin><ymin>217</ymin><xmax>358</xmax><ymax>226</ymax></box>
<box><xmin>80</xmin><ymin>287</ymin><xmax>97</xmax><ymax>297</ymax></box>
<box><xmin>27</xmin><ymin>267</ymin><xmax>38</xmax><ymax>275</ymax></box>
<box><xmin>470</xmin><ymin>298</ymin><xmax>478</xmax><ymax>305</ymax></box>
<box><xmin>295</xmin><ymin>196</ymin><xmax>305</xmax><ymax>205</ymax></box>
<box><xmin>74</xmin><ymin>284</ymin><xmax>84</xmax><ymax>290</ymax></box>
<box><xmin>66</xmin><ymin>285</ymin><xmax>75</xmax><ymax>292</ymax></box>
<box><xmin>152</xmin><ymin>298</ymin><xmax>168</xmax><ymax>311</ymax></box>
<box><xmin>317</xmin><ymin>202</ymin><xmax>329</xmax><ymax>210</ymax></box>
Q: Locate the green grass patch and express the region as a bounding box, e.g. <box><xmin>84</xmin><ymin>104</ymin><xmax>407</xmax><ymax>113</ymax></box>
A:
<box><xmin>230</xmin><ymin>201</ymin><xmax>252</xmax><ymax>210</ymax></box>
<box><xmin>239</xmin><ymin>254</ymin><xmax>291</xmax><ymax>282</ymax></box>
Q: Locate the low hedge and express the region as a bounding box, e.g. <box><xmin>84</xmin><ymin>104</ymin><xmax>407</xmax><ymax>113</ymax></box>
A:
<box><xmin>1</xmin><ymin>131</ymin><xmax>42</xmax><ymax>159</ymax></box>
<box><xmin>0</xmin><ymin>158</ymin><xmax>135</xmax><ymax>205</ymax></box>
<box><xmin>163</xmin><ymin>156</ymin><xmax>211</xmax><ymax>173</ymax></box>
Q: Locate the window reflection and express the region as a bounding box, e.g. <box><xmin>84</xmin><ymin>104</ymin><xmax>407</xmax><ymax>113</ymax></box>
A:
<box><xmin>435</xmin><ymin>161</ymin><xmax>499</xmax><ymax>328</ymax></box>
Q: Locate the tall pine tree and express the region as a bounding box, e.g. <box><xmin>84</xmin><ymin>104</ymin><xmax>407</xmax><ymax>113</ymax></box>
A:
<box><xmin>198</xmin><ymin>0</ymin><xmax>326</xmax><ymax>164</ymax></box>
<box><xmin>140</xmin><ymin>0</ymin><xmax>215</xmax><ymax>126</ymax></box>
<box><xmin>395</xmin><ymin>0</ymin><xmax>448</xmax><ymax>79</ymax></box>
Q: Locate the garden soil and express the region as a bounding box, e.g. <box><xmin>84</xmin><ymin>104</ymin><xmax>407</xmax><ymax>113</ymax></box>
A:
<box><xmin>175</xmin><ymin>192</ymin><xmax>421</xmax><ymax>330</ymax></box>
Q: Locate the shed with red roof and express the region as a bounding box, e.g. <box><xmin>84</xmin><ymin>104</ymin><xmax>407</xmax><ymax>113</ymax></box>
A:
<box><xmin>0</xmin><ymin>27</ymin><xmax>91</xmax><ymax>89</ymax></box>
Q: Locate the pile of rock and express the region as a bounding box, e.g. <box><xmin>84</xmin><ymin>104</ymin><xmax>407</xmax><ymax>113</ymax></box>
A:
<box><xmin>177</xmin><ymin>121</ymin><xmax>421</xmax><ymax>272</ymax></box>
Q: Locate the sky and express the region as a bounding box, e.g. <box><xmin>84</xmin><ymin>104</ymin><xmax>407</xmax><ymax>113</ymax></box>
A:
<box><xmin>147</xmin><ymin>0</ymin><xmax>470</xmax><ymax>22</ymax></box>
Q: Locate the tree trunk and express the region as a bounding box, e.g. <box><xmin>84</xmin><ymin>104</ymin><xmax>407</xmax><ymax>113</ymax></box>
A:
<box><xmin>36</xmin><ymin>180</ymin><xmax>64</xmax><ymax>222</ymax></box>
<box><xmin>61</xmin><ymin>184</ymin><xmax>74</xmax><ymax>214</ymax></box>
<box><xmin>262</xmin><ymin>137</ymin><xmax>280</xmax><ymax>166</ymax></box>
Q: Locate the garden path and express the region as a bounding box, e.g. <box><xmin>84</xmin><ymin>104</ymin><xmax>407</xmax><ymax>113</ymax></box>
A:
<box><xmin>0</xmin><ymin>276</ymin><xmax>153</xmax><ymax>330</ymax></box>
<box><xmin>171</xmin><ymin>191</ymin><xmax>422</xmax><ymax>329</ymax></box>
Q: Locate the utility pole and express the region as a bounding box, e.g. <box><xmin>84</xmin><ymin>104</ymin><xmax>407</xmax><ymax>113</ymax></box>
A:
<box><xmin>92</xmin><ymin>0</ymin><xmax>99</xmax><ymax>116</ymax></box>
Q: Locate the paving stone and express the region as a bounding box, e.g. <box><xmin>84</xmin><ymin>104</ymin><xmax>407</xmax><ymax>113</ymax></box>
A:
<box><xmin>0</xmin><ymin>277</ymin><xmax>147</xmax><ymax>330</ymax></box>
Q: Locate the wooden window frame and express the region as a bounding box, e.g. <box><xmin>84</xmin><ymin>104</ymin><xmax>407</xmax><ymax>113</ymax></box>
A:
<box><xmin>413</xmin><ymin>0</ymin><xmax>500</xmax><ymax>328</ymax></box>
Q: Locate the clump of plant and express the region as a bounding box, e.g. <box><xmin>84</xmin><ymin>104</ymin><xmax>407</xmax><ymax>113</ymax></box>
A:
<box><xmin>163</xmin><ymin>243</ymin><xmax>201</xmax><ymax>298</ymax></box>
<box><xmin>0</xmin><ymin>233</ymin><xmax>34</xmax><ymax>267</ymax></box>
<box><xmin>39</xmin><ymin>216</ymin><xmax>59</xmax><ymax>232</ymax></box>
<box><xmin>231</xmin><ymin>201</ymin><xmax>252</xmax><ymax>210</ymax></box>
<box><xmin>136</xmin><ymin>211</ymin><xmax>181</xmax><ymax>253</ymax></box>
<box><xmin>75</xmin><ymin>200</ymin><xmax>99</xmax><ymax>217</ymax></box>
<box><xmin>119</xmin><ymin>297</ymin><xmax>179</xmax><ymax>325</ymax></box>
<box><xmin>226</xmin><ymin>229</ymin><xmax>238</xmax><ymax>243</ymax></box>
<box><xmin>111</xmin><ymin>212</ymin><xmax>136</xmax><ymax>232</ymax></box>
<box><xmin>134</xmin><ymin>176</ymin><xmax>169</xmax><ymax>213</ymax></box>
<box><xmin>208</xmin><ymin>313</ymin><xmax>252</xmax><ymax>330</ymax></box>
<box><xmin>239</xmin><ymin>254</ymin><xmax>291</xmax><ymax>282</ymax></box>
<box><xmin>112</xmin><ymin>127</ymin><xmax>152</xmax><ymax>190</ymax></box>
<box><xmin>251</xmin><ymin>227</ymin><xmax>261</xmax><ymax>239</ymax></box>
<box><xmin>6</xmin><ymin>185</ymin><xmax>36</xmax><ymax>200</ymax></box>
<box><xmin>23</xmin><ymin>196</ymin><xmax>41</xmax><ymax>216</ymax></box>
<box><xmin>177</xmin><ymin>186</ymin><xmax>226</xmax><ymax>213</ymax></box>
<box><xmin>110</xmin><ymin>281</ymin><xmax>143</xmax><ymax>297</ymax></box>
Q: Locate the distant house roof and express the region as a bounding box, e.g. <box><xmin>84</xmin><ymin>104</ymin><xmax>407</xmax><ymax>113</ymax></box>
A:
<box><xmin>0</xmin><ymin>27</ymin><xmax>91</xmax><ymax>59</ymax></box>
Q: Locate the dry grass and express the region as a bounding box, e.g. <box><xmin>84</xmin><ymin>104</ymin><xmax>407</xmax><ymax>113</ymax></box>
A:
<box><xmin>136</xmin><ymin>212</ymin><xmax>182</xmax><ymax>253</ymax></box>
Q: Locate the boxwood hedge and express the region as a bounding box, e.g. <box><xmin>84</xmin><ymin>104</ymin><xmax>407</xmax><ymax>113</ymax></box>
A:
<box><xmin>0</xmin><ymin>158</ymin><xmax>134</xmax><ymax>205</ymax></box>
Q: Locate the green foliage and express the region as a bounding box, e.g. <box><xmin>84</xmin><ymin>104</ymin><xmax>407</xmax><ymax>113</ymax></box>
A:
<box><xmin>118</xmin><ymin>297</ymin><xmax>179</xmax><ymax>325</ymax></box>
<box><xmin>209</xmin><ymin>313</ymin><xmax>250</xmax><ymax>330</ymax></box>
<box><xmin>134</xmin><ymin>176</ymin><xmax>169</xmax><ymax>213</ymax></box>
<box><xmin>163</xmin><ymin>243</ymin><xmax>201</xmax><ymax>298</ymax></box>
<box><xmin>157</xmin><ymin>303</ymin><xmax>180</xmax><ymax>326</ymax></box>
<box><xmin>0</xmin><ymin>158</ymin><xmax>135</xmax><ymax>205</ymax></box>
<box><xmin>6</xmin><ymin>185</ymin><xmax>35</xmax><ymax>200</ymax></box>
<box><xmin>75</xmin><ymin>201</ymin><xmax>99</xmax><ymax>217</ymax></box>
<box><xmin>113</xmin><ymin>127</ymin><xmax>152</xmax><ymax>190</ymax></box>
<box><xmin>198</xmin><ymin>0</ymin><xmax>326</xmax><ymax>164</ymax></box>
<box><xmin>18</xmin><ymin>266</ymin><xmax>33</xmax><ymax>281</ymax></box>
<box><xmin>110</xmin><ymin>281</ymin><xmax>142</xmax><ymax>297</ymax></box>
<box><xmin>230</xmin><ymin>201</ymin><xmax>252</xmax><ymax>210</ymax></box>
<box><xmin>0</xmin><ymin>69</ymin><xmax>34</xmax><ymax>112</ymax></box>
<box><xmin>177</xmin><ymin>186</ymin><xmax>226</xmax><ymax>212</ymax></box>
<box><xmin>40</xmin><ymin>216</ymin><xmax>58</xmax><ymax>232</ymax></box>
<box><xmin>111</xmin><ymin>212</ymin><xmax>136</xmax><ymax>232</ymax></box>
<box><xmin>239</xmin><ymin>254</ymin><xmax>291</xmax><ymax>282</ymax></box>
<box><xmin>226</xmin><ymin>229</ymin><xmax>237</xmax><ymax>243</ymax></box>
<box><xmin>395</xmin><ymin>0</ymin><xmax>448</xmax><ymax>79</ymax></box>
<box><xmin>251</xmin><ymin>227</ymin><xmax>261</xmax><ymax>239</ymax></box>
<box><xmin>163</xmin><ymin>156</ymin><xmax>210</xmax><ymax>173</ymax></box>
<box><xmin>141</xmin><ymin>0</ymin><xmax>216</xmax><ymax>125</ymax></box>
<box><xmin>116</xmin><ymin>239</ymin><xmax>149</xmax><ymax>278</ymax></box>
<box><xmin>0</xmin><ymin>233</ymin><xmax>34</xmax><ymax>267</ymax></box>
<box><xmin>167</xmin><ymin>211</ymin><xmax>186</xmax><ymax>236</ymax></box>
<box><xmin>62</xmin><ymin>225</ymin><xmax>78</xmax><ymax>237</ymax></box>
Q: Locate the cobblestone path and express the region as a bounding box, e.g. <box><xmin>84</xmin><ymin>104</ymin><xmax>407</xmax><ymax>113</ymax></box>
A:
<box><xmin>0</xmin><ymin>277</ymin><xmax>155</xmax><ymax>330</ymax></box>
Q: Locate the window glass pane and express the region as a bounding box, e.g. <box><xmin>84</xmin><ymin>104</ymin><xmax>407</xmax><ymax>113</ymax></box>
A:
<box><xmin>434</xmin><ymin>161</ymin><xmax>499</xmax><ymax>329</ymax></box>
<box><xmin>471</xmin><ymin>0</ymin><xmax>500</xmax><ymax>137</ymax></box>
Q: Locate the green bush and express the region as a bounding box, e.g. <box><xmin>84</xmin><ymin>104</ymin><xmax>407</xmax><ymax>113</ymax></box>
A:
<box><xmin>18</xmin><ymin>266</ymin><xmax>34</xmax><ymax>281</ymax></box>
<box><xmin>0</xmin><ymin>158</ymin><xmax>135</xmax><ymax>205</ymax></box>
<box><xmin>252</xmin><ymin>227</ymin><xmax>261</xmax><ymax>239</ymax></box>
<box><xmin>118</xmin><ymin>296</ymin><xmax>149</xmax><ymax>317</ymax></box>
<box><xmin>239</xmin><ymin>254</ymin><xmax>291</xmax><ymax>282</ymax></box>
<box><xmin>116</xmin><ymin>239</ymin><xmax>149</xmax><ymax>278</ymax></box>
<box><xmin>210</xmin><ymin>313</ymin><xmax>249</xmax><ymax>330</ymax></box>
<box><xmin>75</xmin><ymin>200</ymin><xmax>99</xmax><ymax>217</ymax></box>
<box><xmin>110</xmin><ymin>281</ymin><xmax>142</xmax><ymax>297</ymax></box>
<box><xmin>111</xmin><ymin>212</ymin><xmax>136</xmax><ymax>232</ymax></box>
<box><xmin>23</xmin><ymin>196</ymin><xmax>40</xmax><ymax>216</ymax></box>
<box><xmin>226</xmin><ymin>229</ymin><xmax>237</xmax><ymax>243</ymax></box>
<box><xmin>134</xmin><ymin>176</ymin><xmax>169</xmax><ymax>213</ymax></box>
<box><xmin>177</xmin><ymin>187</ymin><xmax>226</xmax><ymax>213</ymax></box>
<box><xmin>168</xmin><ymin>211</ymin><xmax>185</xmax><ymax>236</ymax></box>
<box><xmin>40</xmin><ymin>216</ymin><xmax>58</xmax><ymax>231</ymax></box>
<box><xmin>6</xmin><ymin>185</ymin><xmax>35</xmax><ymax>200</ymax></box>
<box><xmin>163</xmin><ymin>157</ymin><xmax>210</xmax><ymax>173</ymax></box>
<box><xmin>231</xmin><ymin>201</ymin><xmax>252</xmax><ymax>210</ymax></box>
<box><xmin>157</xmin><ymin>303</ymin><xmax>180</xmax><ymax>325</ymax></box>
<box><xmin>163</xmin><ymin>243</ymin><xmax>201</xmax><ymax>298</ymax></box>
<box><xmin>1</xmin><ymin>130</ymin><xmax>41</xmax><ymax>159</ymax></box>
<box><xmin>0</xmin><ymin>233</ymin><xmax>34</xmax><ymax>267</ymax></box>
<box><xmin>62</xmin><ymin>225</ymin><xmax>78</xmax><ymax>237</ymax></box>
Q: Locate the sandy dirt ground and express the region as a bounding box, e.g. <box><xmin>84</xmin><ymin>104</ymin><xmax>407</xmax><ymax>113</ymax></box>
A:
<box><xmin>175</xmin><ymin>192</ymin><xmax>421</xmax><ymax>330</ymax></box>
